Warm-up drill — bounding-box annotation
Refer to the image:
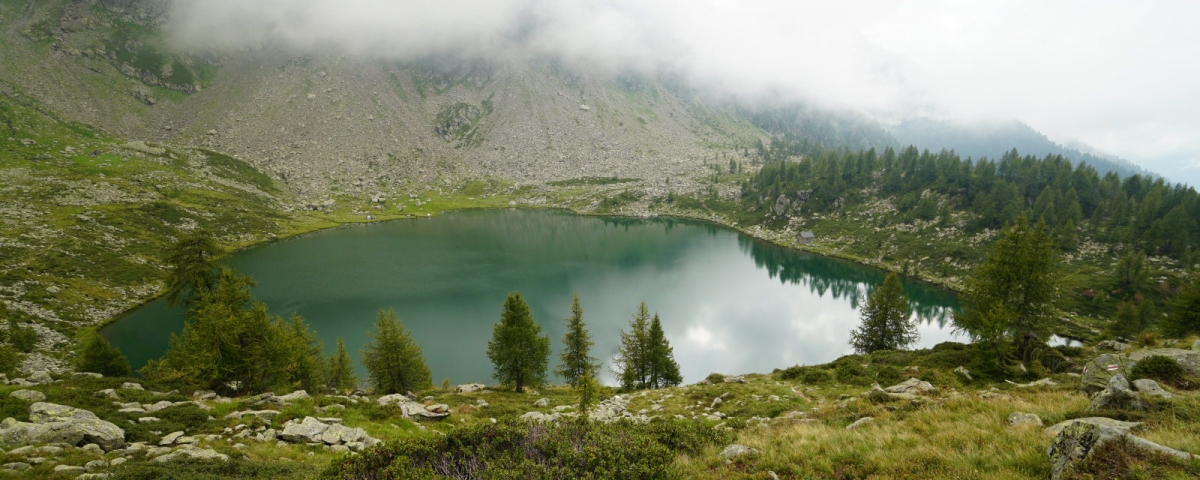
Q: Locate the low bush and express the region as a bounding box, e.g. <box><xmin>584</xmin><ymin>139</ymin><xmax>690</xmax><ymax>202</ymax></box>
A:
<box><xmin>1131</xmin><ymin>355</ymin><xmax>1189</xmax><ymax>389</ymax></box>
<box><xmin>110</xmin><ymin>456</ymin><xmax>307</xmax><ymax>479</ymax></box>
<box><xmin>6</xmin><ymin>320</ymin><xmax>38</xmax><ymax>353</ymax></box>
<box><xmin>834</xmin><ymin>362</ymin><xmax>873</xmax><ymax>386</ymax></box>
<box><xmin>704</xmin><ymin>373</ymin><xmax>725</xmax><ymax>384</ymax></box>
<box><xmin>323</xmin><ymin>419</ymin><xmax>732</xmax><ymax>480</ymax></box>
<box><xmin>778</xmin><ymin>366</ymin><xmax>832</xmax><ymax>384</ymax></box>
<box><xmin>874</xmin><ymin>365</ymin><xmax>902</xmax><ymax>386</ymax></box>
<box><xmin>914</xmin><ymin>342</ymin><xmax>973</xmax><ymax>371</ymax></box>
<box><xmin>0</xmin><ymin>344</ymin><xmax>21</xmax><ymax>376</ymax></box>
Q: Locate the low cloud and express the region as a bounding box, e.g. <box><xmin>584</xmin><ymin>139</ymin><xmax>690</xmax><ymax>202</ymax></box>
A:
<box><xmin>167</xmin><ymin>0</ymin><xmax>1200</xmax><ymax>181</ymax></box>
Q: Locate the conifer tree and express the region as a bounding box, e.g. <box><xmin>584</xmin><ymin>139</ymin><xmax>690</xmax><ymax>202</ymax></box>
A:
<box><xmin>954</xmin><ymin>213</ymin><xmax>1059</xmax><ymax>364</ymax></box>
<box><xmin>141</xmin><ymin>268</ymin><xmax>325</xmax><ymax>394</ymax></box>
<box><xmin>1165</xmin><ymin>277</ymin><xmax>1200</xmax><ymax>337</ymax></box>
<box><xmin>555</xmin><ymin>294</ymin><xmax>598</xmax><ymax>387</ymax></box>
<box><xmin>76</xmin><ymin>332</ymin><xmax>131</xmax><ymax>377</ymax></box>
<box><xmin>164</xmin><ymin>229</ymin><xmax>223</xmax><ymax>307</ymax></box>
<box><xmin>325</xmin><ymin>337</ymin><xmax>358</xmax><ymax>393</ymax></box>
<box><xmin>486</xmin><ymin>292</ymin><xmax>550</xmax><ymax>393</ymax></box>
<box><xmin>647</xmin><ymin>314</ymin><xmax>682</xmax><ymax>388</ymax></box>
<box><xmin>849</xmin><ymin>272</ymin><xmax>918</xmax><ymax>354</ymax></box>
<box><xmin>361</xmin><ymin>308</ymin><xmax>431</xmax><ymax>394</ymax></box>
<box><xmin>615</xmin><ymin>302</ymin><xmax>652</xmax><ymax>390</ymax></box>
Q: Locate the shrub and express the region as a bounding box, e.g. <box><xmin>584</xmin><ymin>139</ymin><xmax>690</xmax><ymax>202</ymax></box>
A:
<box><xmin>7</xmin><ymin>319</ymin><xmax>38</xmax><ymax>353</ymax></box>
<box><xmin>915</xmin><ymin>343</ymin><xmax>974</xmax><ymax>371</ymax></box>
<box><xmin>322</xmin><ymin>419</ymin><xmax>731</xmax><ymax>480</ymax></box>
<box><xmin>1053</xmin><ymin>345</ymin><xmax>1084</xmax><ymax>358</ymax></box>
<box><xmin>1131</xmin><ymin>355</ymin><xmax>1186</xmax><ymax>387</ymax></box>
<box><xmin>778</xmin><ymin>366</ymin><xmax>832</xmax><ymax>384</ymax></box>
<box><xmin>0</xmin><ymin>344</ymin><xmax>21</xmax><ymax>376</ymax></box>
<box><xmin>835</xmin><ymin>362</ymin><xmax>873</xmax><ymax>386</ymax></box>
<box><xmin>705</xmin><ymin>373</ymin><xmax>726</xmax><ymax>384</ymax></box>
<box><xmin>76</xmin><ymin>332</ymin><xmax>131</xmax><ymax>377</ymax></box>
<box><xmin>874</xmin><ymin>365</ymin><xmax>901</xmax><ymax>385</ymax></box>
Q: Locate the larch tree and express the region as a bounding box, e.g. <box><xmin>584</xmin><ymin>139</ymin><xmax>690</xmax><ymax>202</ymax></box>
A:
<box><xmin>76</xmin><ymin>332</ymin><xmax>131</xmax><ymax>378</ymax></box>
<box><xmin>1164</xmin><ymin>277</ymin><xmax>1200</xmax><ymax>337</ymax></box>
<box><xmin>849</xmin><ymin>272</ymin><xmax>918</xmax><ymax>354</ymax></box>
<box><xmin>164</xmin><ymin>229</ymin><xmax>223</xmax><ymax>307</ymax></box>
<box><xmin>615</xmin><ymin>302</ymin><xmax>652</xmax><ymax>390</ymax></box>
<box><xmin>647</xmin><ymin>314</ymin><xmax>682</xmax><ymax>389</ymax></box>
<box><xmin>954</xmin><ymin>213</ymin><xmax>1059</xmax><ymax>368</ymax></box>
<box><xmin>361</xmin><ymin>308</ymin><xmax>431</xmax><ymax>394</ymax></box>
<box><xmin>555</xmin><ymin>294</ymin><xmax>599</xmax><ymax>387</ymax></box>
<box><xmin>326</xmin><ymin>337</ymin><xmax>358</xmax><ymax>393</ymax></box>
<box><xmin>486</xmin><ymin>292</ymin><xmax>550</xmax><ymax>393</ymax></box>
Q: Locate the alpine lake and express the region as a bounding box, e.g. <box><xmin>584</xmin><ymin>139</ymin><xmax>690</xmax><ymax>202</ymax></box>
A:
<box><xmin>102</xmin><ymin>209</ymin><xmax>963</xmax><ymax>385</ymax></box>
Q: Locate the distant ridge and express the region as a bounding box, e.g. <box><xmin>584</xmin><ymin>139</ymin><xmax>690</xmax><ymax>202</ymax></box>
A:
<box><xmin>889</xmin><ymin>118</ymin><xmax>1157</xmax><ymax>180</ymax></box>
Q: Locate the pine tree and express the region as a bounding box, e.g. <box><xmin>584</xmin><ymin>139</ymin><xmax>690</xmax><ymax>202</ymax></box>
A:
<box><xmin>1107</xmin><ymin>301</ymin><xmax>1141</xmax><ymax>340</ymax></box>
<box><xmin>555</xmin><ymin>294</ymin><xmax>598</xmax><ymax>387</ymax></box>
<box><xmin>646</xmin><ymin>314</ymin><xmax>682</xmax><ymax>388</ymax></box>
<box><xmin>326</xmin><ymin>338</ymin><xmax>358</xmax><ymax>393</ymax></box>
<box><xmin>1113</xmin><ymin>251</ymin><xmax>1150</xmax><ymax>299</ymax></box>
<box><xmin>849</xmin><ymin>272</ymin><xmax>918</xmax><ymax>354</ymax></box>
<box><xmin>1164</xmin><ymin>277</ymin><xmax>1200</xmax><ymax>337</ymax></box>
<box><xmin>141</xmin><ymin>268</ymin><xmax>325</xmax><ymax>394</ymax></box>
<box><xmin>280</xmin><ymin>313</ymin><xmax>325</xmax><ymax>393</ymax></box>
<box><xmin>576</xmin><ymin>370</ymin><xmax>601</xmax><ymax>419</ymax></box>
<box><xmin>76</xmin><ymin>332</ymin><xmax>130</xmax><ymax>377</ymax></box>
<box><xmin>361</xmin><ymin>309</ymin><xmax>431</xmax><ymax>394</ymax></box>
<box><xmin>615</xmin><ymin>302</ymin><xmax>652</xmax><ymax>390</ymax></box>
<box><xmin>164</xmin><ymin>229</ymin><xmax>223</xmax><ymax>307</ymax></box>
<box><xmin>486</xmin><ymin>292</ymin><xmax>550</xmax><ymax>393</ymax></box>
<box><xmin>954</xmin><ymin>213</ymin><xmax>1059</xmax><ymax>364</ymax></box>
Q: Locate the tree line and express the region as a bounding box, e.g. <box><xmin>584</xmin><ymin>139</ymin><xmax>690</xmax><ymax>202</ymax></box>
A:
<box><xmin>848</xmin><ymin>211</ymin><xmax>1200</xmax><ymax>378</ymax></box>
<box><xmin>746</xmin><ymin>144</ymin><xmax>1199</xmax><ymax>261</ymax></box>
<box><xmin>78</xmin><ymin>230</ymin><xmax>684</xmax><ymax>397</ymax></box>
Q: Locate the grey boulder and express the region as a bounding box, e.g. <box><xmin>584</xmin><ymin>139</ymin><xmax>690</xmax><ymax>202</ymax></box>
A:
<box><xmin>1086</xmin><ymin>374</ymin><xmax>1145</xmax><ymax>412</ymax></box>
<box><xmin>8</xmin><ymin>390</ymin><xmax>45</xmax><ymax>402</ymax></box>
<box><xmin>1132</xmin><ymin>378</ymin><xmax>1173</xmax><ymax>399</ymax></box>
<box><xmin>1048</xmin><ymin>419</ymin><xmax>1196</xmax><ymax>480</ymax></box>
<box><xmin>0</xmin><ymin>403</ymin><xmax>125</xmax><ymax>451</ymax></box>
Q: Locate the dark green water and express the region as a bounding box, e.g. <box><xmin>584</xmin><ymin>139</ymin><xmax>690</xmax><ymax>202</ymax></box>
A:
<box><xmin>102</xmin><ymin>209</ymin><xmax>961</xmax><ymax>385</ymax></box>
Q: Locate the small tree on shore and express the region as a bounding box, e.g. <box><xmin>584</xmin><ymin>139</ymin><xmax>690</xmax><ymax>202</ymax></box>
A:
<box><xmin>326</xmin><ymin>338</ymin><xmax>358</xmax><ymax>393</ymax></box>
<box><xmin>487</xmin><ymin>292</ymin><xmax>550</xmax><ymax>393</ymax></box>
<box><xmin>954</xmin><ymin>213</ymin><xmax>1058</xmax><ymax>364</ymax></box>
<box><xmin>616</xmin><ymin>303</ymin><xmax>681</xmax><ymax>390</ymax></box>
<box><xmin>555</xmin><ymin>294</ymin><xmax>599</xmax><ymax>387</ymax></box>
<box><xmin>361</xmin><ymin>309</ymin><xmax>431</xmax><ymax>394</ymax></box>
<box><xmin>647</xmin><ymin>314</ymin><xmax>682</xmax><ymax>388</ymax></box>
<box><xmin>615</xmin><ymin>303</ymin><xmax>652</xmax><ymax>390</ymax></box>
<box><xmin>164</xmin><ymin>229</ymin><xmax>223</xmax><ymax>307</ymax></box>
<box><xmin>849</xmin><ymin>272</ymin><xmax>918</xmax><ymax>354</ymax></box>
<box><xmin>76</xmin><ymin>332</ymin><xmax>131</xmax><ymax>378</ymax></box>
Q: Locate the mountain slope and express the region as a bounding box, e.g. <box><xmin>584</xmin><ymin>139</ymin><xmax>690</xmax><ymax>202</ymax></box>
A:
<box><xmin>889</xmin><ymin>118</ymin><xmax>1155</xmax><ymax>179</ymax></box>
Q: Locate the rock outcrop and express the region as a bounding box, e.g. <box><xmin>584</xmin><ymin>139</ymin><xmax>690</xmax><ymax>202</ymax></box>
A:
<box><xmin>1008</xmin><ymin>412</ymin><xmax>1042</xmax><ymax>427</ymax></box>
<box><xmin>1048</xmin><ymin>420</ymin><xmax>1197</xmax><ymax>480</ymax></box>
<box><xmin>8</xmin><ymin>390</ymin><xmax>45</xmax><ymax>402</ymax></box>
<box><xmin>1127</xmin><ymin>348</ymin><xmax>1200</xmax><ymax>377</ymax></box>
<box><xmin>279</xmin><ymin>416</ymin><xmax>378</xmax><ymax>450</ymax></box>
<box><xmin>0</xmin><ymin>403</ymin><xmax>125</xmax><ymax>451</ymax></box>
<box><xmin>377</xmin><ymin>394</ymin><xmax>450</xmax><ymax>420</ymax></box>
<box><xmin>884</xmin><ymin>378</ymin><xmax>937</xmax><ymax>395</ymax></box>
<box><xmin>1080</xmin><ymin>354</ymin><xmax>1134</xmax><ymax>394</ymax></box>
<box><xmin>1086</xmin><ymin>374</ymin><xmax>1144</xmax><ymax>412</ymax></box>
<box><xmin>1045</xmin><ymin>417</ymin><xmax>1142</xmax><ymax>436</ymax></box>
<box><xmin>718</xmin><ymin>444</ymin><xmax>759</xmax><ymax>461</ymax></box>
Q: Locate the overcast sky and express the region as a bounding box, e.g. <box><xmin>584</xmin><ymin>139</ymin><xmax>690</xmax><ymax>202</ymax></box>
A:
<box><xmin>168</xmin><ymin>0</ymin><xmax>1200</xmax><ymax>184</ymax></box>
